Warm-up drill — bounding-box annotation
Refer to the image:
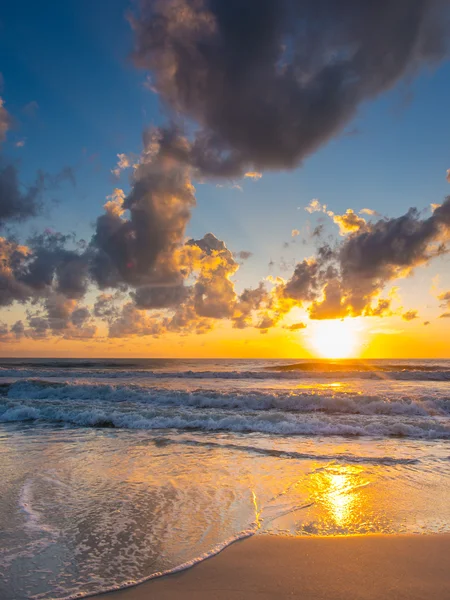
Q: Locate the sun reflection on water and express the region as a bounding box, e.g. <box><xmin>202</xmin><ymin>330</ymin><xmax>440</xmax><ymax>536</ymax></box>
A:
<box><xmin>308</xmin><ymin>464</ymin><xmax>370</xmax><ymax>531</ymax></box>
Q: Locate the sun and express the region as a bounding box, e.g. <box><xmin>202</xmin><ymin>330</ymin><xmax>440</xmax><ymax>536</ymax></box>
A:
<box><xmin>309</xmin><ymin>319</ymin><xmax>362</xmax><ymax>359</ymax></box>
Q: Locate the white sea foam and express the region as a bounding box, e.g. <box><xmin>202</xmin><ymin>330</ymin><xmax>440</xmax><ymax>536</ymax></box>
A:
<box><xmin>1</xmin><ymin>400</ymin><xmax>449</xmax><ymax>438</ymax></box>
<box><xmin>55</xmin><ymin>526</ymin><xmax>258</xmax><ymax>600</ymax></box>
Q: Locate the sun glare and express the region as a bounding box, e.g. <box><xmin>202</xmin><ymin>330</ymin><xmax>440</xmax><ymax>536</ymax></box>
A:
<box><xmin>309</xmin><ymin>319</ymin><xmax>361</xmax><ymax>359</ymax></box>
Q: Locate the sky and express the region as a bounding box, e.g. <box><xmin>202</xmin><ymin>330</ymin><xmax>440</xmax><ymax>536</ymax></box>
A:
<box><xmin>1</xmin><ymin>0</ymin><xmax>450</xmax><ymax>358</ymax></box>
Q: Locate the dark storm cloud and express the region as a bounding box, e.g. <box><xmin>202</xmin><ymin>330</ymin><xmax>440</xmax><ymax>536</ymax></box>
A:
<box><xmin>132</xmin><ymin>0</ymin><xmax>450</xmax><ymax>176</ymax></box>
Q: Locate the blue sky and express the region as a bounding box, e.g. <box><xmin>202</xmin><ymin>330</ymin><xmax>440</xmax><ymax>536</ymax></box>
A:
<box><xmin>1</xmin><ymin>0</ymin><xmax>450</xmax><ymax>356</ymax></box>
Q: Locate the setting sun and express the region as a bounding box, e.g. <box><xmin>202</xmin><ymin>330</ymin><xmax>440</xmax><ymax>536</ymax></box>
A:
<box><xmin>309</xmin><ymin>319</ymin><xmax>362</xmax><ymax>358</ymax></box>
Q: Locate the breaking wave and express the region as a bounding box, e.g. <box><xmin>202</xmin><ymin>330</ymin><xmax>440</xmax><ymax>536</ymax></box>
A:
<box><xmin>1</xmin><ymin>380</ymin><xmax>449</xmax><ymax>439</ymax></box>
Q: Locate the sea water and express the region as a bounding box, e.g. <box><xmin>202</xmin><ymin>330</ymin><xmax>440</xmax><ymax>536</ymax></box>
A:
<box><xmin>0</xmin><ymin>358</ymin><xmax>449</xmax><ymax>599</ymax></box>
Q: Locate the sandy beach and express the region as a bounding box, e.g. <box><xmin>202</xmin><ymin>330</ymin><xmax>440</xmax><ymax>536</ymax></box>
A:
<box><xmin>97</xmin><ymin>534</ymin><xmax>450</xmax><ymax>600</ymax></box>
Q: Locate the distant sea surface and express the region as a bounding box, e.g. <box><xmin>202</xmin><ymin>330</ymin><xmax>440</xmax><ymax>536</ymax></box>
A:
<box><xmin>1</xmin><ymin>358</ymin><xmax>449</xmax><ymax>599</ymax></box>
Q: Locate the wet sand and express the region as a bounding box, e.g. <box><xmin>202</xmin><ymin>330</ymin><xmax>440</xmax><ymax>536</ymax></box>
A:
<box><xmin>96</xmin><ymin>534</ymin><xmax>450</xmax><ymax>600</ymax></box>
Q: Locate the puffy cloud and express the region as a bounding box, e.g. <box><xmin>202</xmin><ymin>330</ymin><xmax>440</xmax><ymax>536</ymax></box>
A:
<box><xmin>93</xmin><ymin>293</ymin><xmax>122</xmax><ymax>322</ymax></box>
<box><xmin>402</xmin><ymin>309</ymin><xmax>418</xmax><ymax>321</ymax></box>
<box><xmin>309</xmin><ymin>279</ymin><xmax>347</xmax><ymax>320</ymax></box>
<box><xmin>132</xmin><ymin>284</ymin><xmax>188</xmax><ymax>309</ymax></box>
<box><xmin>334</xmin><ymin>198</ymin><xmax>450</xmax><ymax>314</ymax></box>
<box><xmin>332</xmin><ymin>209</ymin><xmax>366</xmax><ymax>235</ymax></box>
<box><xmin>111</xmin><ymin>152</ymin><xmax>139</xmax><ymax>178</ymax></box>
<box><xmin>188</xmin><ymin>233</ymin><xmax>238</xmax><ymax>319</ymax></box>
<box><xmin>108</xmin><ymin>302</ymin><xmax>165</xmax><ymax>337</ymax></box>
<box><xmin>0</xmin><ymin>237</ymin><xmax>34</xmax><ymax>306</ymax></box>
<box><xmin>364</xmin><ymin>298</ymin><xmax>392</xmax><ymax>317</ymax></box>
<box><xmin>232</xmin><ymin>283</ymin><xmax>268</xmax><ymax>329</ymax></box>
<box><xmin>305</xmin><ymin>199</ymin><xmax>326</xmax><ymax>214</ymax></box>
<box><xmin>132</xmin><ymin>0</ymin><xmax>450</xmax><ymax>177</ymax></box>
<box><xmin>0</xmin><ymin>231</ymin><xmax>90</xmax><ymax>308</ymax></box>
<box><xmin>446</xmin><ymin>169</ymin><xmax>450</xmax><ymax>183</ymax></box>
<box><xmin>281</xmin><ymin>196</ymin><xmax>450</xmax><ymax>319</ymax></box>
<box><xmin>10</xmin><ymin>294</ymin><xmax>97</xmax><ymax>341</ymax></box>
<box><xmin>90</xmin><ymin>127</ymin><xmax>196</xmax><ymax>290</ymax></box>
<box><xmin>291</xmin><ymin>229</ymin><xmax>300</xmax><ymax>237</ymax></box>
<box><xmin>360</xmin><ymin>208</ymin><xmax>379</xmax><ymax>216</ymax></box>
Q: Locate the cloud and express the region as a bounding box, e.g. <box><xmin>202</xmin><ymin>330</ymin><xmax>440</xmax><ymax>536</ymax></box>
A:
<box><xmin>132</xmin><ymin>0</ymin><xmax>450</xmax><ymax>176</ymax></box>
<box><xmin>286</xmin><ymin>322</ymin><xmax>307</xmax><ymax>331</ymax></box>
<box><xmin>232</xmin><ymin>283</ymin><xmax>268</xmax><ymax>329</ymax></box>
<box><xmin>236</xmin><ymin>250</ymin><xmax>252</xmax><ymax>261</ymax></box>
<box><xmin>402</xmin><ymin>309</ymin><xmax>418</xmax><ymax>321</ymax></box>
<box><xmin>447</xmin><ymin>169</ymin><xmax>450</xmax><ymax>183</ymax></box>
<box><xmin>3</xmin><ymin>2</ymin><xmax>450</xmax><ymax>344</ymax></box>
<box><xmin>0</xmin><ymin>230</ymin><xmax>90</xmax><ymax>308</ymax></box>
<box><xmin>291</xmin><ymin>229</ymin><xmax>300</xmax><ymax>237</ymax></box>
<box><xmin>108</xmin><ymin>302</ymin><xmax>165</xmax><ymax>337</ymax></box>
<box><xmin>364</xmin><ymin>298</ymin><xmax>392</xmax><ymax>317</ymax></box>
<box><xmin>0</xmin><ymin>164</ymin><xmax>42</xmax><ymax>225</ymax></box>
<box><xmin>111</xmin><ymin>152</ymin><xmax>139</xmax><ymax>178</ymax></box>
<box><xmin>132</xmin><ymin>284</ymin><xmax>188</xmax><ymax>309</ymax></box>
<box><xmin>90</xmin><ymin>127</ymin><xmax>196</xmax><ymax>289</ymax></box>
<box><xmin>280</xmin><ymin>196</ymin><xmax>450</xmax><ymax>319</ymax></box>
<box><xmin>9</xmin><ymin>293</ymin><xmax>97</xmax><ymax>341</ymax></box>
<box><xmin>360</xmin><ymin>208</ymin><xmax>379</xmax><ymax>216</ymax></box>
<box><xmin>438</xmin><ymin>290</ymin><xmax>450</xmax><ymax>309</ymax></box>
<box><xmin>0</xmin><ymin>163</ymin><xmax>76</xmax><ymax>228</ymax></box>
<box><xmin>187</xmin><ymin>233</ymin><xmax>239</xmax><ymax>319</ymax></box>
<box><xmin>0</xmin><ymin>97</ymin><xmax>12</xmax><ymax>144</ymax></box>
<box><xmin>333</xmin><ymin>209</ymin><xmax>367</xmax><ymax>235</ymax></box>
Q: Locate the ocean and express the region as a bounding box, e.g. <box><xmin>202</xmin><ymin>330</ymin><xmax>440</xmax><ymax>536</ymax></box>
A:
<box><xmin>1</xmin><ymin>358</ymin><xmax>449</xmax><ymax>599</ymax></box>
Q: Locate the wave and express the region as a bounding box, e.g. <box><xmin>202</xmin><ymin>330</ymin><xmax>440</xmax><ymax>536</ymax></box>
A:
<box><xmin>1</xmin><ymin>397</ymin><xmax>449</xmax><ymax>440</ymax></box>
<box><xmin>267</xmin><ymin>361</ymin><xmax>450</xmax><ymax>373</ymax></box>
<box><xmin>56</xmin><ymin>526</ymin><xmax>258</xmax><ymax>600</ymax></box>
<box><xmin>3</xmin><ymin>380</ymin><xmax>450</xmax><ymax>416</ymax></box>
<box><xmin>1</xmin><ymin>367</ymin><xmax>450</xmax><ymax>381</ymax></box>
<box><xmin>151</xmin><ymin>436</ymin><xmax>420</xmax><ymax>465</ymax></box>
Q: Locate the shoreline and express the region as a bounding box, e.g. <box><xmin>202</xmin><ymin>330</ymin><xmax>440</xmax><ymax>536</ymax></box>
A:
<box><xmin>94</xmin><ymin>533</ymin><xmax>450</xmax><ymax>600</ymax></box>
